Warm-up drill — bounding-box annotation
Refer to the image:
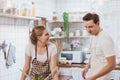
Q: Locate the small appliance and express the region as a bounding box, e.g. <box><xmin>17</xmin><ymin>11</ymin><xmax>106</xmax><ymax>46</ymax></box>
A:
<box><xmin>59</xmin><ymin>51</ymin><xmax>85</xmax><ymax>64</ymax></box>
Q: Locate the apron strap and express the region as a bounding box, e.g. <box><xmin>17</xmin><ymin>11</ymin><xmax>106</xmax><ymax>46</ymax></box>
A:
<box><xmin>46</xmin><ymin>45</ymin><xmax>50</xmax><ymax>71</ymax></box>
<box><xmin>35</xmin><ymin>44</ymin><xmax>50</xmax><ymax>71</ymax></box>
<box><xmin>35</xmin><ymin>45</ymin><xmax>37</xmax><ymax>59</ymax></box>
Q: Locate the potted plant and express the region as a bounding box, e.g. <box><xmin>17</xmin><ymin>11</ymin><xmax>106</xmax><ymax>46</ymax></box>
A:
<box><xmin>71</xmin><ymin>40</ymin><xmax>81</xmax><ymax>51</ymax></box>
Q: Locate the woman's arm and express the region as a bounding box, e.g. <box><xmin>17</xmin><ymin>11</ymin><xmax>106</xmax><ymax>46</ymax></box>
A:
<box><xmin>50</xmin><ymin>54</ymin><xmax>60</xmax><ymax>80</ymax></box>
<box><xmin>20</xmin><ymin>54</ymin><xmax>31</xmax><ymax>80</ymax></box>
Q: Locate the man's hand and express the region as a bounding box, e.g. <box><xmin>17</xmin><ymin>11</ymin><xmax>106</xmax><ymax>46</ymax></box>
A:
<box><xmin>82</xmin><ymin>67</ymin><xmax>89</xmax><ymax>79</ymax></box>
<box><xmin>84</xmin><ymin>76</ymin><xmax>96</xmax><ymax>80</ymax></box>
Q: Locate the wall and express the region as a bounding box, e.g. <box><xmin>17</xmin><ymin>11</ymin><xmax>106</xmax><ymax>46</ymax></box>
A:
<box><xmin>35</xmin><ymin>0</ymin><xmax>56</xmax><ymax>20</ymax></box>
<box><xmin>54</xmin><ymin>0</ymin><xmax>92</xmax><ymax>21</ymax></box>
<box><xmin>56</xmin><ymin>0</ymin><xmax>91</xmax><ymax>13</ymax></box>
<box><xmin>0</xmin><ymin>18</ymin><xmax>30</xmax><ymax>80</ymax></box>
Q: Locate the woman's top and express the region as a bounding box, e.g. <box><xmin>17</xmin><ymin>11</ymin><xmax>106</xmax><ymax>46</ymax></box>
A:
<box><xmin>25</xmin><ymin>42</ymin><xmax>57</xmax><ymax>62</ymax></box>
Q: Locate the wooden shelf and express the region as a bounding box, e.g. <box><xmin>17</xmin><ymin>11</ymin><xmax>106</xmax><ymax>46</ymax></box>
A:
<box><xmin>47</xmin><ymin>20</ymin><xmax>83</xmax><ymax>23</ymax></box>
<box><xmin>50</xmin><ymin>36</ymin><xmax>90</xmax><ymax>39</ymax></box>
<box><xmin>58</xmin><ymin>64</ymin><xmax>120</xmax><ymax>70</ymax></box>
<box><xmin>58</xmin><ymin>63</ymin><xmax>86</xmax><ymax>68</ymax></box>
<box><xmin>0</xmin><ymin>13</ymin><xmax>39</xmax><ymax>20</ymax></box>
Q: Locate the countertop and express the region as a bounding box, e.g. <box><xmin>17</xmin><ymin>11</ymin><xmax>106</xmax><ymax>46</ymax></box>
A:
<box><xmin>58</xmin><ymin>64</ymin><xmax>120</xmax><ymax>80</ymax></box>
<box><xmin>58</xmin><ymin>63</ymin><xmax>120</xmax><ymax>70</ymax></box>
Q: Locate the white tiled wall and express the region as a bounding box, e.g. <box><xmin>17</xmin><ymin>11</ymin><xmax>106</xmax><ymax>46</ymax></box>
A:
<box><xmin>0</xmin><ymin>18</ymin><xmax>29</xmax><ymax>80</ymax></box>
<box><xmin>56</xmin><ymin>0</ymin><xmax>91</xmax><ymax>13</ymax></box>
<box><xmin>35</xmin><ymin>0</ymin><xmax>56</xmax><ymax>19</ymax></box>
<box><xmin>96</xmin><ymin>0</ymin><xmax>120</xmax><ymax>56</ymax></box>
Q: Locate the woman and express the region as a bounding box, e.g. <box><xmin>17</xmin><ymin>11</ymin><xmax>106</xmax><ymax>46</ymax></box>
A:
<box><xmin>21</xmin><ymin>26</ymin><xmax>59</xmax><ymax>80</ymax></box>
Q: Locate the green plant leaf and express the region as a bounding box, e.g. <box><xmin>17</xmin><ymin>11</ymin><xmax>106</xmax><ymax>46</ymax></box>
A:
<box><xmin>63</xmin><ymin>12</ymin><xmax>69</xmax><ymax>39</ymax></box>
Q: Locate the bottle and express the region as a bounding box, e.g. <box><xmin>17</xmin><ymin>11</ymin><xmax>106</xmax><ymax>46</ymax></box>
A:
<box><xmin>21</xmin><ymin>3</ymin><xmax>29</xmax><ymax>16</ymax></box>
<box><xmin>31</xmin><ymin>1</ymin><xmax>35</xmax><ymax>17</ymax></box>
<box><xmin>52</xmin><ymin>12</ymin><xmax>58</xmax><ymax>21</ymax></box>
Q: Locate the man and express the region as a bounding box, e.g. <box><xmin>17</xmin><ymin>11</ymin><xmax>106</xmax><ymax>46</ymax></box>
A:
<box><xmin>82</xmin><ymin>13</ymin><xmax>116</xmax><ymax>80</ymax></box>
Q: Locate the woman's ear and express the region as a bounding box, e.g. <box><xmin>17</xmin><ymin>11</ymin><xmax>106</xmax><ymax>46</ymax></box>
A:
<box><xmin>37</xmin><ymin>36</ymin><xmax>41</xmax><ymax>41</ymax></box>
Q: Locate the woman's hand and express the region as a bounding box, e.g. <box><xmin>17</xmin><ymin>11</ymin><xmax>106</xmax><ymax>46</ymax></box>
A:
<box><xmin>45</xmin><ymin>67</ymin><xmax>59</xmax><ymax>80</ymax></box>
<box><xmin>51</xmin><ymin>67</ymin><xmax>60</xmax><ymax>80</ymax></box>
<box><xmin>51</xmin><ymin>67</ymin><xmax>59</xmax><ymax>77</ymax></box>
<box><xmin>44</xmin><ymin>74</ymin><xmax>53</xmax><ymax>80</ymax></box>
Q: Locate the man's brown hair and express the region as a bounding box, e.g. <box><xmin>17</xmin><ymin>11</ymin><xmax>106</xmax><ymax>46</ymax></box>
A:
<box><xmin>83</xmin><ymin>13</ymin><xmax>99</xmax><ymax>24</ymax></box>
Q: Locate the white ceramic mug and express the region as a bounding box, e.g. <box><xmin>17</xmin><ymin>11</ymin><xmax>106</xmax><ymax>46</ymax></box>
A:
<box><xmin>69</xmin><ymin>32</ymin><xmax>74</xmax><ymax>37</ymax></box>
<box><xmin>75</xmin><ymin>30</ymin><xmax>80</xmax><ymax>36</ymax></box>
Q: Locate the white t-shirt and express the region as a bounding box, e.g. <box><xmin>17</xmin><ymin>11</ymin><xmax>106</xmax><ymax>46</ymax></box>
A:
<box><xmin>91</xmin><ymin>30</ymin><xmax>115</xmax><ymax>59</ymax></box>
<box><xmin>25</xmin><ymin>42</ymin><xmax>57</xmax><ymax>62</ymax></box>
<box><xmin>89</xmin><ymin>30</ymin><xmax>115</xmax><ymax>80</ymax></box>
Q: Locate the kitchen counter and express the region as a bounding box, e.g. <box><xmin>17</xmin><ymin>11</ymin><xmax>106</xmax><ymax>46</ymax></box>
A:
<box><xmin>58</xmin><ymin>63</ymin><xmax>120</xmax><ymax>70</ymax></box>
<box><xmin>58</xmin><ymin>64</ymin><xmax>120</xmax><ymax>80</ymax></box>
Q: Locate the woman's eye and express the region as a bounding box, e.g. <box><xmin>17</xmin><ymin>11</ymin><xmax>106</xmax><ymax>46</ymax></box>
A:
<box><xmin>45</xmin><ymin>33</ymin><xmax>49</xmax><ymax>36</ymax></box>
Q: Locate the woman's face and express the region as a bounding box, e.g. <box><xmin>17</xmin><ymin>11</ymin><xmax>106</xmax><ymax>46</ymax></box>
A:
<box><xmin>38</xmin><ymin>29</ymin><xmax>50</xmax><ymax>44</ymax></box>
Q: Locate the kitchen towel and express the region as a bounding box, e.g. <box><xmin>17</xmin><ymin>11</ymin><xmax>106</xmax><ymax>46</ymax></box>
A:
<box><xmin>0</xmin><ymin>40</ymin><xmax>8</xmax><ymax>59</ymax></box>
<box><xmin>6</xmin><ymin>43</ymin><xmax>16</xmax><ymax>68</ymax></box>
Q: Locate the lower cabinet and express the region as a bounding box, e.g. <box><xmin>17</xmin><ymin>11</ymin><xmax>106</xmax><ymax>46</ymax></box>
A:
<box><xmin>59</xmin><ymin>67</ymin><xmax>120</xmax><ymax>80</ymax></box>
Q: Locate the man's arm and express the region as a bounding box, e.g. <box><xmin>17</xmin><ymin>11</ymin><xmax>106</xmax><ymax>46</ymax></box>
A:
<box><xmin>89</xmin><ymin>55</ymin><xmax>116</xmax><ymax>79</ymax></box>
<box><xmin>82</xmin><ymin>57</ymin><xmax>91</xmax><ymax>79</ymax></box>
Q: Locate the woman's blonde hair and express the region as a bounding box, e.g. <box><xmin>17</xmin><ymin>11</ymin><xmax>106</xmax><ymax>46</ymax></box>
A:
<box><xmin>30</xmin><ymin>26</ymin><xmax>45</xmax><ymax>45</ymax></box>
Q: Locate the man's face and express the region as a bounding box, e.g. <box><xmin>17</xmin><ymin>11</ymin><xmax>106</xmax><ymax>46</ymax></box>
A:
<box><xmin>84</xmin><ymin>20</ymin><xmax>99</xmax><ymax>35</ymax></box>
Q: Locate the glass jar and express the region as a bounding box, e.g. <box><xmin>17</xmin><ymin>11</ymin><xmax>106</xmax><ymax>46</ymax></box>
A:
<box><xmin>21</xmin><ymin>2</ymin><xmax>31</xmax><ymax>16</ymax></box>
<box><xmin>52</xmin><ymin>12</ymin><xmax>58</xmax><ymax>21</ymax></box>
